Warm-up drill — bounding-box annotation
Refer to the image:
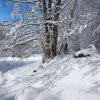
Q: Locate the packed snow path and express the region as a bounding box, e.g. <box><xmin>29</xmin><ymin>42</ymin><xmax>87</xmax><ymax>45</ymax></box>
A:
<box><xmin>0</xmin><ymin>54</ymin><xmax>100</xmax><ymax>100</ymax></box>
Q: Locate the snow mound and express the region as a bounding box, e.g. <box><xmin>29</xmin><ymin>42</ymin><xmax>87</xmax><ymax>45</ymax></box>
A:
<box><xmin>14</xmin><ymin>86</ymin><xmax>39</xmax><ymax>100</ymax></box>
<box><xmin>15</xmin><ymin>86</ymin><xmax>60</xmax><ymax>100</ymax></box>
<box><xmin>74</xmin><ymin>44</ymin><xmax>97</xmax><ymax>58</ymax></box>
<box><xmin>4</xmin><ymin>71</ymin><xmax>16</xmax><ymax>82</ymax></box>
<box><xmin>60</xmin><ymin>89</ymin><xmax>100</xmax><ymax>100</ymax></box>
<box><xmin>0</xmin><ymin>72</ymin><xmax>7</xmax><ymax>85</ymax></box>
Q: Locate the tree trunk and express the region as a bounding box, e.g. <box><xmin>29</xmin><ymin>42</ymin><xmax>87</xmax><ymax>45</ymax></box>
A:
<box><xmin>52</xmin><ymin>0</ymin><xmax>61</xmax><ymax>56</ymax></box>
<box><xmin>42</xmin><ymin>0</ymin><xmax>61</xmax><ymax>62</ymax></box>
<box><xmin>42</xmin><ymin>0</ymin><xmax>52</xmax><ymax>62</ymax></box>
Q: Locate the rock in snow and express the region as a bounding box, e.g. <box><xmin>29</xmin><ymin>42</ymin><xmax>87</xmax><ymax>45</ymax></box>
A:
<box><xmin>74</xmin><ymin>44</ymin><xmax>97</xmax><ymax>58</ymax></box>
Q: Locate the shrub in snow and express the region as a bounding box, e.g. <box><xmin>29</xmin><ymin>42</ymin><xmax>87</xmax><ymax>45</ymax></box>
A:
<box><xmin>74</xmin><ymin>44</ymin><xmax>97</xmax><ymax>58</ymax></box>
<box><xmin>14</xmin><ymin>86</ymin><xmax>60</xmax><ymax>100</ymax></box>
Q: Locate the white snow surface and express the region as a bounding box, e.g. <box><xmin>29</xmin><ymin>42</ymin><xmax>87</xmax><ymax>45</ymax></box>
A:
<box><xmin>0</xmin><ymin>54</ymin><xmax>100</xmax><ymax>100</ymax></box>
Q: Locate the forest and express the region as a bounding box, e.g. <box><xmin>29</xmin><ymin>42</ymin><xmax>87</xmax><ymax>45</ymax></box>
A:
<box><xmin>0</xmin><ymin>0</ymin><xmax>100</xmax><ymax>100</ymax></box>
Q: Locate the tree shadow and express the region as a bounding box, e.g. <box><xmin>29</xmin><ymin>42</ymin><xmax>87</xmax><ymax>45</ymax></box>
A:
<box><xmin>0</xmin><ymin>60</ymin><xmax>34</xmax><ymax>73</ymax></box>
<box><xmin>3</xmin><ymin>96</ymin><xmax>14</xmax><ymax>100</ymax></box>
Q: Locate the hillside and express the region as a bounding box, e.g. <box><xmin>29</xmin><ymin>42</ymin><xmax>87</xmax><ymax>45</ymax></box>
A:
<box><xmin>0</xmin><ymin>54</ymin><xmax>100</xmax><ymax>100</ymax></box>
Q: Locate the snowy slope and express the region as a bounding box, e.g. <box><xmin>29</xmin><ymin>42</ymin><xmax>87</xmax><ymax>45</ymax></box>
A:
<box><xmin>0</xmin><ymin>54</ymin><xmax>100</xmax><ymax>100</ymax></box>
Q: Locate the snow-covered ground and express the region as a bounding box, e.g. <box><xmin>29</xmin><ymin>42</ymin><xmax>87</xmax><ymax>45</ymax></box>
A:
<box><xmin>0</xmin><ymin>54</ymin><xmax>100</xmax><ymax>100</ymax></box>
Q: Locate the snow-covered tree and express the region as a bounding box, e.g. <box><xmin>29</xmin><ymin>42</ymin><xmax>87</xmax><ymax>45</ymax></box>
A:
<box><xmin>3</xmin><ymin>0</ymin><xmax>75</xmax><ymax>61</ymax></box>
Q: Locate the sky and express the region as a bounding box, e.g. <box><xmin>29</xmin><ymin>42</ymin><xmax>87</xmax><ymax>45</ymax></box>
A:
<box><xmin>0</xmin><ymin>0</ymin><xmax>14</xmax><ymax>20</ymax></box>
<box><xmin>0</xmin><ymin>0</ymin><xmax>30</xmax><ymax>21</ymax></box>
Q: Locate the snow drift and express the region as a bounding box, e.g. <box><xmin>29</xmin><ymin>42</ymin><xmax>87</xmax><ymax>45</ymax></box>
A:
<box><xmin>15</xmin><ymin>86</ymin><xmax>60</xmax><ymax>100</ymax></box>
<box><xmin>0</xmin><ymin>54</ymin><xmax>100</xmax><ymax>100</ymax></box>
<box><xmin>74</xmin><ymin>44</ymin><xmax>97</xmax><ymax>58</ymax></box>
